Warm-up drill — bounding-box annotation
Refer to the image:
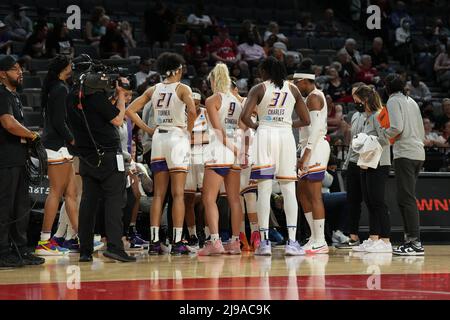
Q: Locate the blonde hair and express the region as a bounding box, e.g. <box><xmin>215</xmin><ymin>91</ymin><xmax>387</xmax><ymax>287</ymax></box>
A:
<box><xmin>207</xmin><ymin>63</ymin><xmax>231</xmax><ymax>94</ymax></box>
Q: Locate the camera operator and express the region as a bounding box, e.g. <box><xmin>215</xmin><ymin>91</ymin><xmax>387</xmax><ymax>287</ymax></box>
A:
<box><xmin>0</xmin><ymin>55</ymin><xmax>45</xmax><ymax>267</ymax></box>
<box><xmin>67</xmin><ymin>71</ymin><xmax>136</xmax><ymax>263</ymax></box>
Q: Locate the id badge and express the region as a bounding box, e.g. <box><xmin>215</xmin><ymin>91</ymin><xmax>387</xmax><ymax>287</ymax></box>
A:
<box><xmin>116</xmin><ymin>154</ymin><xmax>125</xmax><ymax>172</ymax></box>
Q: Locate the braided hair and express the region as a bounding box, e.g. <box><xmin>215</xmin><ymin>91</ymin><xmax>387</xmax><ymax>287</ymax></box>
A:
<box><xmin>41</xmin><ymin>54</ymin><xmax>71</xmax><ymax>114</ymax></box>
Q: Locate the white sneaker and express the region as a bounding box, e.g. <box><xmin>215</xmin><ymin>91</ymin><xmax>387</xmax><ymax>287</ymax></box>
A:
<box><xmin>332</xmin><ymin>230</ymin><xmax>350</xmax><ymax>244</ymax></box>
<box><xmin>352</xmin><ymin>239</ymin><xmax>375</xmax><ymax>252</ymax></box>
<box><xmin>366</xmin><ymin>240</ymin><xmax>393</xmax><ymax>253</ymax></box>
<box><xmin>301</xmin><ymin>238</ymin><xmax>315</xmax><ymax>251</ymax></box>
<box><xmin>305</xmin><ymin>241</ymin><xmax>329</xmax><ymax>254</ymax></box>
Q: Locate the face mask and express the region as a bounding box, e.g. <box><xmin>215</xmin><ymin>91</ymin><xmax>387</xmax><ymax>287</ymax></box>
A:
<box><xmin>355</xmin><ymin>103</ymin><xmax>365</xmax><ymax>113</ymax></box>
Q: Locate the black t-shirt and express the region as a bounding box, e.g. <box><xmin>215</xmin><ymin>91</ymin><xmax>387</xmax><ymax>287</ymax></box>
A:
<box><xmin>66</xmin><ymin>89</ymin><xmax>120</xmax><ymax>156</ymax></box>
<box><xmin>41</xmin><ymin>81</ymin><xmax>74</xmax><ymax>151</ymax></box>
<box><xmin>0</xmin><ymin>84</ymin><xmax>27</xmax><ymax>168</ymax></box>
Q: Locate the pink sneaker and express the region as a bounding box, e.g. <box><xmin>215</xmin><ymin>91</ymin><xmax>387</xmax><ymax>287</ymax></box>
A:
<box><xmin>223</xmin><ymin>239</ymin><xmax>241</xmax><ymax>255</ymax></box>
<box><xmin>250</xmin><ymin>231</ymin><xmax>261</xmax><ymax>251</ymax></box>
<box><xmin>198</xmin><ymin>240</ymin><xmax>225</xmax><ymax>256</ymax></box>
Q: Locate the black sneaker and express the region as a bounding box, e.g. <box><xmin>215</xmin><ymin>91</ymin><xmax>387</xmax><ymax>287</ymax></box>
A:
<box><xmin>170</xmin><ymin>241</ymin><xmax>190</xmax><ymax>256</ymax></box>
<box><xmin>20</xmin><ymin>252</ymin><xmax>45</xmax><ymax>265</ymax></box>
<box><xmin>335</xmin><ymin>239</ymin><xmax>361</xmax><ymax>249</ymax></box>
<box><xmin>187</xmin><ymin>235</ymin><xmax>199</xmax><ymax>248</ymax></box>
<box><xmin>393</xmin><ymin>242</ymin><xmax>425</xmax><ymax>256</ymax></box>
<box><xmin>103</xmin><ymin>250</ymin><xmax>137</xmax><ymax>262</ymax></box>
<box><xmin>79</xmin><ymin>254</ymin><xmax>93</xmax><ymax>262</ymax></box>
<box><xmin>0</xmin><ymin>253</ymin><xmax>24</xmax><ymax>268</ymax></box>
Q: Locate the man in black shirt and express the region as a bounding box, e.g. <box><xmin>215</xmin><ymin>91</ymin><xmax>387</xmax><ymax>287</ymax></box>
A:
<box><xmin>67</xmin><ymin>77</ymin><xmax>136</xmax><ymax>263</ymax></box>
<box><xmin>0</xmin><ymin>55</ymin><xmax>45</xmax><ymax>268</ymax></box>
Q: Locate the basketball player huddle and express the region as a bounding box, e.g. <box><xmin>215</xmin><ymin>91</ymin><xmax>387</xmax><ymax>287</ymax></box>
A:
<box><xmin>127</xmin><ymin>53</ymin><xmax>331</xmax><ymax>257</ymax></box>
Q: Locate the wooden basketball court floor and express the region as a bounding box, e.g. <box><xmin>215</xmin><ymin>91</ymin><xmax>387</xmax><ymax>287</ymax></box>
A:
<box><xmin>1</xmin><ymin>245</ymin><xmax>450</xmax><ymax>300</ymax></box>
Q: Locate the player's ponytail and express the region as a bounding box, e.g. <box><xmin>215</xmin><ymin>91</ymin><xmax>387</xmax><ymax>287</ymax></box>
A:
<box><xmin>207</xmin><ymin>62</ymin><xmax>231</xmax><ymax>94</ymax></box>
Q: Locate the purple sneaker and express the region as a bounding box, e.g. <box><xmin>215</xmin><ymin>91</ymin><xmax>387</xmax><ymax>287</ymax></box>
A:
<box><xmin>255</xmin><ymin>240</ymin><xmax>272</xmax><ymax>256</ymax></box>
<box><xmin>285</xmin><ymin>240</ymin><xmax>305</xmax><ymax>256</ymax></box>
<box><xmin>129</xmin><ymin>233</ymin><xmax>149</xmax><ymax>249</ymax></box>
<box><xmin>148</xmin><ymin>241</ymin><xmax>163</xmax><ymax>255</ymax></box>
<box><xmin>171</xmin><ymin>241</ymin><xmax>190</xmax><ymax>255</ymax></box>
<box><xmin>62</xmin><ymin>238</ymin><xmax>80</xmax><ymax>253</ymax></box>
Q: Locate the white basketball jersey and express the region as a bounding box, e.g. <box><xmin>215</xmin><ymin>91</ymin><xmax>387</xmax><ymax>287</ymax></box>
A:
<box><xmin>257</xmin><ymin>80</ymin><xmax>296</xmax><ymax>128</ymax></box>
<box><xmin>192</xmin><ymin>107</ymin><xmax>208</xmax><ymax>133</ymax></box>
<box><xmin>152</xmin><ymin>82</ymin><xmax>187</xmax><ymax>128</ymax></box>
<box><xmin>215</xmin><ymin>92</ymin><xmax>242</xmax><ymax>138</ymax></box>
<box><xmin>299</xmin><ymin>87</ymin><xmax>328</xmax><ymax>148</ymax></box>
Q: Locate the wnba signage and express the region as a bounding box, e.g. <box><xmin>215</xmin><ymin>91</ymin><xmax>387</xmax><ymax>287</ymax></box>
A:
<box><xmin>361</xmin><ymin>173</ymin><xmax>450</xmax><ymax>229</ymax></box>
<box><xmin>416</xmin><ymin>198</ymin><xmax>450</xmax><ymax>212</ymax></box>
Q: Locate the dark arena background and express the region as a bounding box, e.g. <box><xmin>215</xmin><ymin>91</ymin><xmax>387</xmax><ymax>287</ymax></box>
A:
<box><xmin>0</xmin><ymin>0</ymin><xmax>450</xmax><ymax>309</ymax></box>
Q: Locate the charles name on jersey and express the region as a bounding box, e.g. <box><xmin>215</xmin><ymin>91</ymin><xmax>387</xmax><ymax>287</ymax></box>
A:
<box><xmin>267</xmin><ymin>108</ymin><xmax>286</xmax><ymax>116</ymax></box>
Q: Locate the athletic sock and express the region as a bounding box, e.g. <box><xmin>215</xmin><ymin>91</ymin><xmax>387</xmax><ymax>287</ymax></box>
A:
<box><xmin>173</xmin><ymin>227</ymin><xmax>183</xmax><ymax>243</ymax></box>
<box><xmin>231</xmin><ymin>235</ymin><xmax>239</xmax><ymax>242</ymax></box>
<box><xmin>257</xmin><ymin>179</ymin><xmax>272</xmax><ymax>241</ymax></box>
<box><xmin>304</xmin><ymin>212</ymin><xmax>314</xmax><ymax>241</ymax></box>
<box><xmin>250</xmin><ymin>222</ymin><xmax>259</xmax><ymax>233</ymax></box>
<box><xmin>313</xmin><ymin>219</ymin><xmax>326</xmax><ymax>243</ymax></box>
<box><xmin>280</xmin><ymin>181</ymin><xmax>298</xmax><ymax>242</ymax></box>
<box><xmin>150</xmin><ymin>226</ymin><xmax>159</xmax><ymax>243</ymax></box>
<box><xmin>204</xmin><ymin>226</ymin><xmax>210</xmax><ymax>239</ymax></box>
<box><xmin>188</xmin><ymin>226</ymin><xmax>197</xmax><ymax>237</ymax></box>
<box><xmin>40</xmin><ymin>232</ymin><xmax>51</xmax><ymax>242</ymax></box>
<box><xmin>210</xmin><ymin>233</ymin><xmax>220</xmax><ymax>242</ymax></box>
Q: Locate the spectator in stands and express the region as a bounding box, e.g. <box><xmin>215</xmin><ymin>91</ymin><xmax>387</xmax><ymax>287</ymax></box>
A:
<box><xmin>395</xmin><ymin>18</ymin><xmax>413</xmax><ymax>67</ymax></box>
<box><xmin>434</xmin><ymin>46</ymin><xmax>450</xmax><ymax>90</ymax></box>
<box><xmin>184</xmin><ymin>30</ymin><xmax>210</xmax><ymax>69</ymax></box>
<box><xmin>423</xmin><ymin>117</ymin><xmax>447</xmax><ymax>148</ymax></box>
<box><xmin>439</xmin><ymin>121</ymin><xmax>450</xmax><ymax>146</ymax></box>
<box><xmin>263</xmin><ymin>22</ymin><xmax>288</xmax><ymax>45</ymax></box>
<box><xmin>99</xmin><ymin>22</ymin><xmax>127</xmax><ymax>59</ymax></box>
<box><xmin>295</xmin><ymin>12</ymin><xmax>316</xmax><ymax>38</ymax></box>
<box><xmin>196</xmin><ymin>61</ymin><xmax>210</xmax><ymax>78</ymax></box>
<box><xmin>238</xmin><ymin>20</ymin><xmax>263</xmax><ymax>45</ymax></box>
<box><xmin>263</xmin><ymin>33</ymin><xmax>278</xmax><ymax>56</ymax></box>
<box><xmin>22</xmin><ymin>21</ymin><xmax>49</xmax><ymax>59</ymax></box>
<box><xmin>435</xmin><ymin>98</ymin><xmax>450</xmax><ymax>131</ymax></box>
<box><xmin>324</xmin><ymin>67</ymin><xmax>350</xmax><ymax>102</ymax></box>
<box><xmin>135</xmin><ymin>58</ymin><xmax>158</xmax><ymax>90</ymax></box>
<box><xmin>270</xmin><ymin>42</ymin><xmax>287</xmax><ymax>64</ymax></box>
<box><xmin>0</xmin><ymin>21</ymin><xmax>13</xmax><ymax>55</ymax></box>
<box><xmin>47</xmin><ymin>21</ymin><xmax>74</xmax><ymax>58</ymax></box>
<box><xmin>433</xmin><ymin>18</ymin><xmax>450</xmax><ymax>38</ymax></box>
<box><xmin>406</xmin><ymin>74</ymin><xmax>432</xmax><ymax>107</ymax></box>
<box><xmin>187</xmin><ymin>2</ymin><xmax>212</xmax><ymax>29</ymax></box>
<box><xmin>4</xmin><ymin>4</ymin><xmax>33</xmax><ymax>42</ymax></box>
<box><xmin>366</xmin><ymin>37</ymin><xmax>390</xmax><ymax>73</ymax></box>
<box><xmin>84</xmin><ymin>6</ymin><xmax>107</xmax><ymax>46</ymax></box>
<box><xmin>389</xmin><ymin>1</ymin><xmax>414</xmax><ymax>29</ymax></box>
<box><xmin>210</xmin><ymin>26</ymin><xmax>241</xmax><ymax>67</ymax></box>
<box><xmin>339</xmin><ymin>38</ymin><xmax>361</xmax><ymax>66</ymax></box>
<box><xmin>326</xmin><ymin>95</ymin><xmax>344</xmax><ymax>134</ymax></box>
<box><xmin>413</xmin><ymin>26</ymin><xmax>439</xmax><ymax>80</ymax></box>
<box><xmin>336</xmin><ymin>50</ymin><xmax>360</xmax><ymax>82</ymax></box>
<box><xmin>237</xmin><ymin>31</ymin><xmax>266</xmax><ymax>69</ymax></box>
<box><xmin>285</xmin><ymin>52</ymin><xmax>300</xmax><ymax>76</ymax></box>
<box><xmin>35</xmin><ymin>6</ymin><xmax>53</xmax><ymax>31</ymax></box>
<box><xmin>356</xmin><ymin>55</ymin><xmax>380</xmax><ymax>85</ymax></box>
<box><xmin>315</xmin><ymin>8</ymin><xmax>341</xmax><ymax>38</ymax></box>
<box><xmin>144</xmin><ymin>1</ymin><xmax>176</xmax><ymax>48</ymax></box>
<box><xmin>119</xmin><ymin>21</ymin><xmax>136</xmax><ymax>49</ymax></box>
